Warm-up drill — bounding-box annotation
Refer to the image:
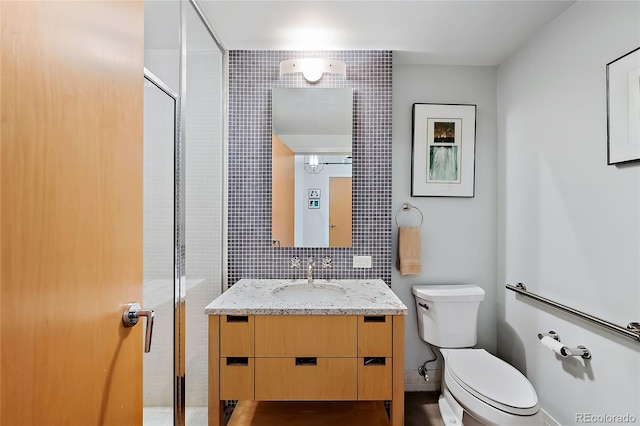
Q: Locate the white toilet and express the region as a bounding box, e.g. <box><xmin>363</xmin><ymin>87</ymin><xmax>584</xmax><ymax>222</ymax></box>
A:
<box><xmin>412</xmin><ymin>284</ymin><xmax>542</xmax><ymax>426</ymax></box>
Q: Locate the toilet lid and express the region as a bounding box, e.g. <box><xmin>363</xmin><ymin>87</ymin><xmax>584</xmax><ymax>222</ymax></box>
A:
<box><xmin>446</xmin><ymin>349</ymin><xmax>539</xmax><ymax>415</ymax></box>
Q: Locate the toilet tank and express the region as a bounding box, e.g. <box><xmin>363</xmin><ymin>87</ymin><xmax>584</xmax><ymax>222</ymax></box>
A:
<box><xmin>412</xmin><ymin>285</ymin><xmax>485</xmax><ymax>348</ymax></box>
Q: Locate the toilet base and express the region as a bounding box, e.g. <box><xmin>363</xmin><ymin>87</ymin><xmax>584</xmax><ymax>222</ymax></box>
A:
<box><xmin>439</xmin><ymin>385</ymin><xmax>484</xmax><ymax>426</ymax></box>
<box><xmin>437</xmin><ymin>388</ymin><xmax>463</xmax><ymax>426</ymax></box>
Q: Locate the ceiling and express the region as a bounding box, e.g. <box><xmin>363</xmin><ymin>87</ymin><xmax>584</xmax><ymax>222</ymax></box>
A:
<box><xmin>198</xmin><ymin>0</ymin><xmax>575</xmax><ymax>66</ymax></box>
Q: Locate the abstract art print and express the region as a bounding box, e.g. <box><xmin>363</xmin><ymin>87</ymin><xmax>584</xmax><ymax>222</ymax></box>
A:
<box><xmin>607</xmin><ymin>47</ymin><xmax>640</xmax><ymax>165</ymax></box>
<box><xmin>412</xmin><ymin>103</ymin><xmax>476</xmax><ymax>197</ymax></box>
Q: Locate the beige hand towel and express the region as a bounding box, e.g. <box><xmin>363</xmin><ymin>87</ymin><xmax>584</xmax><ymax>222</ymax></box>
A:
<box><xmin>398</xmin><ymin>226</ymin><xmax>422</xmax><ymax>275</ymax></box>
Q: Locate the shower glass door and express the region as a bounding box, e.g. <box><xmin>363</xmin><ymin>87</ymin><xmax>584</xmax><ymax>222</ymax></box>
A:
<box><xmin>143</xmin><ymin>1</ymin><xmax>224</xmax><ymax>424</ymax></box>
<box><xmin>143</xmin><ymin>71</ymin><xmax>179</xmax><ymax>425</ymax></box>
<box><xmin>183</xmin><ymin>2</ymin><xmax>225</xmax><ymax>424</ymax></box>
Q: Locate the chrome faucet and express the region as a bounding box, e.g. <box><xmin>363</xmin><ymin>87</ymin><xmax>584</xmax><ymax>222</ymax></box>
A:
<box><xmin>307</xmin><ymin>256</ymin><xmax>315</xmax><ymax>284</ymax></box>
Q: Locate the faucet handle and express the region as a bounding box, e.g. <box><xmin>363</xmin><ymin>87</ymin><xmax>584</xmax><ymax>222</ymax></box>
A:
<box><xmin>291</xmin><ymin>256</ymin><xmax>301</xmax><ymax>269</ymax></box>
<box><xmin>322</xmin><ymin>257</ymin><xmax>332</xmax><ymax>269</ymax></box>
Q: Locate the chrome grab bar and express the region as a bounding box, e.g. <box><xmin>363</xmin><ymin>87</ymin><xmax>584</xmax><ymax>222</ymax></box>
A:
<box><xmin>506</xmin><ymin>283</ymin><xmax>640</xmax><ymax>342</ymax></box>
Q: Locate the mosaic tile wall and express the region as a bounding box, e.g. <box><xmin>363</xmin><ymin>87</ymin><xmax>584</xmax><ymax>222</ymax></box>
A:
<box><xmin>228</xmin><ymin>50</ymin><xmax>392</xmax><ymax>287</ymax></box>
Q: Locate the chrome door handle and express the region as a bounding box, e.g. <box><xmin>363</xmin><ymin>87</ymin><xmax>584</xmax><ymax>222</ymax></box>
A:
<box><xmin>122</xmin><ymin>302</ymin><xmax>155</xmax><ymax>353</ymax></box>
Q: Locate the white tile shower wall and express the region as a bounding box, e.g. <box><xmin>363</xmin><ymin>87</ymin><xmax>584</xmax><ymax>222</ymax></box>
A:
<box><xmin>142</xmin><ymin>44</ymin><xmax>224</xmax><ymax>408</ymax></box>
<box><xmin>144</xmin><ymin>49</ymin><xmax>179</xmax><ymax>95</ymax></box>
<box><xmin>143</xmin><ymin>81</ymin><xmax>177</xmax><ymax>407</ymax></box>
<box><xmin>143</xmin><ymin>280</ymin><xmax>176</xmax><ymax>407</ymax></box>
<box><xmin>227</xmin><ymin>51</ymin><xmax>393</xmax><ymax>287</ymax></box>
<box><xmin>185</xmin><ymin>48</ymin><xmax>224</xmax><ymax>407</ymax></box>
<box><xmin>143</xmin><ymin>80</ymin><xmax>175</xmax><ymax>281</ymax></box>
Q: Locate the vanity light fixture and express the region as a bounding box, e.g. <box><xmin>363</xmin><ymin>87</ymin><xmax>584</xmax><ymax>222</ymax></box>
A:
<box><xmin>304</xmin><ymin>155</ymin><xmax>323</xmax><ymax>174</ymax></box>
<box><xmin>280</xmin><ymin>58</ymin><xmax>346</xmax><ymax>82</ymax></box>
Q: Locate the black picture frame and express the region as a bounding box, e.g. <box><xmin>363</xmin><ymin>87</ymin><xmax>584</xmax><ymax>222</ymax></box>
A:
<box><xmin>411</xmin><ymin>103</ymin><xmax>477</xmax><ymax>197</ymax></box>
<box><xmin>606</xmin><ymin>46</ymin><xmax>640</xmax><ymax>165</ymax></box>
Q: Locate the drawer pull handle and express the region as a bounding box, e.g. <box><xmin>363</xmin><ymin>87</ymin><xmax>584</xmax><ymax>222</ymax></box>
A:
<box><xmin>227</xmin><ymin>315</ymin><xmax>249</xmax><ymax>323</ymax></box>
<box><xmin>295</xmin><ymin>357</ymin><xmax>317</xmax><ymax>366</ymax></box>
<box><xmin>364</xmin><ymin>357</ymin><xmax>386</xmax><ymax>366</ymax></box>
<box><xmin>227</xmin><ymin>357</ymin><xmax>249</xmax><ymax>366</ymax></box>
<box><xmin>363</xmin><ymin>316</ymin><xmax>386</xmax><ymax>323</ymax></box>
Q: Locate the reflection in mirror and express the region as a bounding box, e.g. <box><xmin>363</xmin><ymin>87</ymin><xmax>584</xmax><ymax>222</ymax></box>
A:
<box><xmin>272</xmin><ymin>88</ymin><xmax>353</xmax><ymax>248</ymax></box>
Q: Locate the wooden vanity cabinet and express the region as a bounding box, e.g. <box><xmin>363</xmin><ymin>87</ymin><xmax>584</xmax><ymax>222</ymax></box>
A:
<box><xmin>255</xmin><ymin>357</ymin><xmax>358</xmax><ymax>400</ymax></box>
<box><xmin>219</xmin><ymin>315</ymin><xmax>255</xmax><ymax>400</ymax></box>
<box><xmin>254</xmin><ymin>315</ymin><xmax>358</xmax><ymax>400</ymax></box>
<box><xmin>357</xmin><ymin>315</ymin><xmax>393</xmax><ymax>401</ymax></box>
<box><xmin>210</xmin><ymin>314</ymin><xmax>405</xmax><ymax>426</ymax></box>
<box><xmin>220</xmin><ymin>315</ymin><xmax>254</xmax><ymax>356</ymax></box>
<box><xmin>255</xmin><ymin>315</ymin><xmax>357</xmax><ymax>357</ymax></box>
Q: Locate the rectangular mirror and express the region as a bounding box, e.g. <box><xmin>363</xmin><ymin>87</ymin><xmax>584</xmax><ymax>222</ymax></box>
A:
<box><xmin>272</xmin><ymin>88</ymin><xmax>353</xmax><ymax>248</ymax></box>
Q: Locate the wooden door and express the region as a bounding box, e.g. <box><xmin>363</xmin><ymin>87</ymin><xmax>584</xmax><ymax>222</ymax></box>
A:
<box><xmin>1</xmin><ymin>1</ymin><xmax>144</xmax><ymax>425</ymax></box>
<box><xmin>329</xmin><ymin>177</ymin><xmax>352</xmax><ymax>247</ymax></box>
<box><xmin>271</xmin><ymin>135</ymin><xmax>295</xmax><ymax>246</ymax></box>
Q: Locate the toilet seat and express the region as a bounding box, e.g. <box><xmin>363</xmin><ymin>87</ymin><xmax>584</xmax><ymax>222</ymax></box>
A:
<box><xmin>445</xmin><ymin>349</ymin><xmax>539</xmax><ymax>416</ymax></box>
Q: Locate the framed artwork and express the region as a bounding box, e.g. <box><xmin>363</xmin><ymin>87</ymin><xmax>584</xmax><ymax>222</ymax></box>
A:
<box><xmin>411</xmin><ymin>103</ymin><xmax>477</xmax><ymax>197</ymax></box>
<box><xmin>309</xmin><ymin>188</ymin><xmax>321</xmax><ymax>199</ymax></box>
<box><xmin>308</xmin><ymin>199</ymin><xmax>320</xmax><ymax>209</ymax></box>
<box><xmin>607</xmin><ymin>47</ymin><xmax>640</xmax><ymax>165</ymax></box>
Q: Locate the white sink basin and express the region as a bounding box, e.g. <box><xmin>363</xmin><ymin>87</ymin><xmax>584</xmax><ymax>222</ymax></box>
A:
<box><xmin>271</xmin><ymin>282</ymin><xmax>346</xmax><ymax>303</ymax></box>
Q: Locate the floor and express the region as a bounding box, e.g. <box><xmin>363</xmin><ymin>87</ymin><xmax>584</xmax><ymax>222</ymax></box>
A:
<box><xmin>144</xmin><ymin>406</ymin><xmax>208</xmax><ymax>426</ymax></box>
<box><xmin>144</xmin><ymin>392</ymin><xmax>444</xmax><ymax>426</ymax></box>
<box><xmin>404</xmin><ymin>392</ymin><xmax>445</xmax><ymax>426</ymax></box>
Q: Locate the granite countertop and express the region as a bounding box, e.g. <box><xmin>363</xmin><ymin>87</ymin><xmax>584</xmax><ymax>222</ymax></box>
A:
<box><xmin>204</xmin><ymin>279</ymin><xmax>408</xmax><ymax>315</ymax></box>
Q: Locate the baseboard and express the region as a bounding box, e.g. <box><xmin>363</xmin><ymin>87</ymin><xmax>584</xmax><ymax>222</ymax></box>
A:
<box><xmin>541</xmin><ymin>408</ymin><xmax>561</xmax><ymax>426</ymax></box>
<box><xmin>404</xmin><ymin>368</ymin><xmax>440</xmax><ymax>392</ymax></box>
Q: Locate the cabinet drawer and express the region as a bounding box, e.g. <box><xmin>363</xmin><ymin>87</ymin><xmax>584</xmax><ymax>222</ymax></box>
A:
<box><xmin>255</xmin><ymin>357</ymin><xmax>357</xmax><ymax>401</ymax></box>
<box><xmin>358</xmin><ymin>315</ymin><xmax>392</xmax><ymax>357</ymax></box>
<box><xmin>358</xmin><ymin>357</ymin><xmax>392</xmax><ymax>400</ymax></box>
<box><xmin>255</xmin><ymin>315</ymin><xmax>356</xmax><ymax>357</ymax></box>
<box><xmin>220</xmin><ymin>357</ymin><xmax>254</xmax><ymax>400</ymax></box>
<box><xmin>220</xmin><ymin>315</ymin><xmax>254</xmax><ymax>356</ymax></box>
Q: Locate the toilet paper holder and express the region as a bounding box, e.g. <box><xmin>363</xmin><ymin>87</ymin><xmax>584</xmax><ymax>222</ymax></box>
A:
<box><xmin>537</xmin><ymin>330</ymin><xmax>560</xmax><ymax>341</ymax></box>
<box><xmin>538</xmin><ymin>330</ymin><xmax>592</xmax><ymax>360</ymax></box>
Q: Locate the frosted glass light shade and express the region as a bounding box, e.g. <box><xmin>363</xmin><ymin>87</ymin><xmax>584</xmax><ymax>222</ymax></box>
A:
<box><xmin>280</xmin><ymin>58</ymin><xmax>346</xmax><ymax>82</ymax></box>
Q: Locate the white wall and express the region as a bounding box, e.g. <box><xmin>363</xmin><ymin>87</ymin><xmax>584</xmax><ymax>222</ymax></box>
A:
<box><xmin>497</xmin><ymin>1</ymin><xmax>640</xmax><ymax>424</ymax></box>
<box><xmin>392</xmin><ymin>61</ymin><xmax>498</xmax><ymax>388</ymax></box>
<box><xmin>145</xmin><ymin>49</ymin><xmax>179</xmax><ymax>93</ymax></box>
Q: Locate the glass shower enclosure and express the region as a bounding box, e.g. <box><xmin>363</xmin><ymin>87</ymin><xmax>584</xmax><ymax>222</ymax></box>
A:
<box><xmin>143</xmin><ymin>0</ymin><xmax>224</xmax><ymax>424</ymax></box>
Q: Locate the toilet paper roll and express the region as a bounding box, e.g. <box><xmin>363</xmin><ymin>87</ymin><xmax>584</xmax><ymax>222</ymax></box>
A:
<box><xmin>540</xmin><ymin>336</ymin><xmax>568</xmax><ymax>357</ymax></box>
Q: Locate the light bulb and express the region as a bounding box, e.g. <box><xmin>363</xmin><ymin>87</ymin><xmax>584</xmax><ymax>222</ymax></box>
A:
<box><xmin>301</xmin><ymin>59</ymin><xmax>325</xmax><ymax>82</ymax></box>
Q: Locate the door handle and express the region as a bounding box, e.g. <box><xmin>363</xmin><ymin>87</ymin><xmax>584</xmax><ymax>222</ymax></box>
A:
<box><xmin>330</xmin><ymin>224</ymin><xmax>337</xmax><ymax>228</ymax></box>
<box><xmin>122</xmin><ymin>302</ymin><xmax>155</xmax><ymax>353</ymax></box>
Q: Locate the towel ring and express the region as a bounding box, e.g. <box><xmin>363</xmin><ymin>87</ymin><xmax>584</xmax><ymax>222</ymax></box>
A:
<box><xmin>395</xmin><ymin>202</ymin><xmax>423</xmax><ymax>227</ymax></box>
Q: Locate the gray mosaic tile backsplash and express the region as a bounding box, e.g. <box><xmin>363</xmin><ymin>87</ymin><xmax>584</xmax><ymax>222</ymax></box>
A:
<box><xmin>228</xmin><ymin>50</ymin><xmax>392</xmax><ymax>287</ymax></box>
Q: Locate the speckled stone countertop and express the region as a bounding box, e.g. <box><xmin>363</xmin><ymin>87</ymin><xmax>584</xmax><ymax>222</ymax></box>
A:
<box><xmin>205</xmin><ymin>279</ymin><xmax>408</xmax><ymax>315</ymax></box>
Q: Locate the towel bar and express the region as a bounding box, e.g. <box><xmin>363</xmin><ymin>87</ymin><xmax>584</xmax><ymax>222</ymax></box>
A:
<box><xmin>395</xmin><ymin>202</ymin><xmax>423</xmax><ymax>227</ymax></box>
